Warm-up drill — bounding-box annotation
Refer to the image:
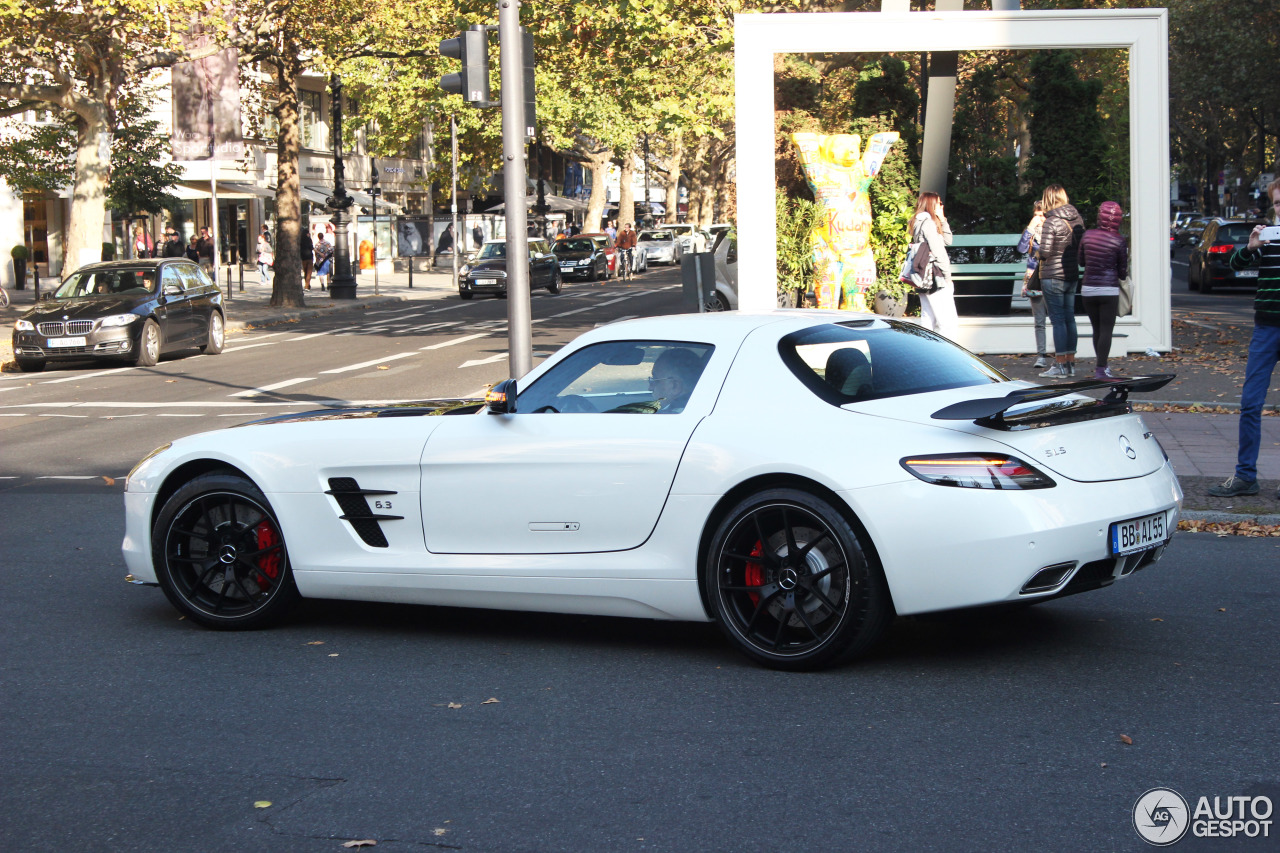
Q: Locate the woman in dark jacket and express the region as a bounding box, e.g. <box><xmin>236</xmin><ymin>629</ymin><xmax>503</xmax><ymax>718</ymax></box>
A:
<box><xmin>1079</xmin><ymin>201</ymin><xmax>1129</xmax><ymax>379</ymax></box>
<box><xmin>1037</xmin><ymin>184</ymin><xmax>1085</xmax><ymax>378</ymax></box>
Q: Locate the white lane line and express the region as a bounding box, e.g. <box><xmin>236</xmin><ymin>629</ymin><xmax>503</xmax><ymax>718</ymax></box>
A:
<box><xmin>37</xmin><ymin>475</ymin><xmax>99</xmax><ymax>480</ymax></box>
<box><xmin>291</xmin><ymin>325</ymin><xmax>362</xmax><ymax>341</ymax></box>
<box><xmin>157</xmin><ymin>413</ymin><xmax>205</xmax><ymax>417</ymax></box>
<box><xmin>596</xmin><ymin>315</ymin><xmax>637</xmax><ymax>327</ymax></box>
<box><xmin>38</xmin><ymin>413</ymin><xmax>89</xmax><ymax>418</ymax></box>
<box><xmin>459</xmin><ymin>353</ymin><xmax>507</xmax><ymax>368</ymax></box>
<box><xmin>426</xmin><ymin>303</ymin><xmax>472</xmax><ymax>314</ymax></box>
<box><xmin>366</xmin><ymin>306</ymin><xmax>429</xmax><ymax>316</ymax></box>
<box><xmin>41</xmin><ymin>366</ymin><xmax>139</xmax><ymax>384</ymax></box>
<box><xmin>229</xmin><ymin>377</ymin><xmax>315</xmax><ymax>397</ymax></box>
<box><xmin>0</xmin><ymin>413</ymin><xmax>29</xmax><ymax>417</ymax></box>
<box><xmin>420</xmin><ymin>333</ymin><xmax>489</xmax><ymax>350</ymax></box>
<box><xmin>546</xmin><ymin>306</ymin><xmax>597</xmax><ymax>318</ymax></box>
<box><xmin>224</xmin><ymin>341</ymin><xmax>281</xmax><ymax>353</ymax></box>
<box><xmin>101</xmin><ymin>413</ymin><xmax>147</xmax><ymax>418</ymax></box>
<box><xmin>394</xmin><ymin>321</ymin><xmax>463</xmax><ymax>334</ymax></box>
<box><xmin>238</xmin><ymin>332</ymin><xmax>287</xmax><ymax>341</ymax></box>
<box><xmin>0</xmin><ymin>387</ymin><xmax>25</xmax><ymax>393</ymax></box>
<box><xmin>319</xmin><ymin>352</ymin><xmax>419</xmax><ymax>374</ymax></box>
<box><xmin>596</xmin><ymin>295</ymin><xmax>636</xmax><ymax>307</ymax></box>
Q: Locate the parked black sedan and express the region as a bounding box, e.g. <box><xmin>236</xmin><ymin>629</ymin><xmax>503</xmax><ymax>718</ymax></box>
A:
<box><xmin>1187</xmin><ymin>219</ymin><xmax>1264</xmax><ymax>293</ymax></box>
<box><xmin>459</xmin><ymin>239</ymin><xmax>561</xmax><ymax>299</ymax></box>
<box><xmin>552</xmin><ymin>236</ymin><xmax>613</xmax><ymax>281</ymax></box>
<box><xmin>11</xmin><ymin>259</ymin><xmax>224</xmax><ymax>373</ymax></box>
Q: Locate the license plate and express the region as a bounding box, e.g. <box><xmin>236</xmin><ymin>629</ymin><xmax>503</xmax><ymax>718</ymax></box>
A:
<box><xmin>1236</xmin><ymin>269</ymin><xmax>1258</xmax><ymax>278</ymax></box>
<box><xmin>1110</xmin><ymin>511</ymin><xmax>1169</xmax><ymax>556</ymax></box>
<box><xmin>559</xmin><ymin>264</ymin><xmax>574</xmax><ymax>271</ymax></box>
<box><xmin>47</xmin><ymin>337</ymin><xmax>87</xmax><ymax>348</ymax></box>
<box><xmin>474</xmin><ymin>278</ymin><xmax>497</xmax><ymax>286</ymax></box>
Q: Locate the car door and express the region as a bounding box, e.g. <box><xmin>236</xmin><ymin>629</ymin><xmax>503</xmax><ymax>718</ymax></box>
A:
<box><xmin>175</xmin><ymin>264</ymin><xmax>216</xmax><ymax>340</ymax></box>
<box><xmin>419</xmin><ymin>340</ymin><xmax>718</xmax><ymax>555</ymax></box>
<box><xmin>155</xmin><ymin>265</ymin><xmax>194</xmax><ymax>345</ymax></box>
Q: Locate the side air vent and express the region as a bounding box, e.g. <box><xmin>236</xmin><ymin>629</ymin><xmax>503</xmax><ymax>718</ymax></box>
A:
<box><xmin>325</xmin><ymin>477</ymin><xmax>404</xmax><ymax>548</ymax></box>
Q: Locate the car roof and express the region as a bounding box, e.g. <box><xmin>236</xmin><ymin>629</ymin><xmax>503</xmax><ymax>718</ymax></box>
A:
<box><xmin>72</xmin><ymin>259</ymin><xmax>192</xmax><ymax>272</ymax></box>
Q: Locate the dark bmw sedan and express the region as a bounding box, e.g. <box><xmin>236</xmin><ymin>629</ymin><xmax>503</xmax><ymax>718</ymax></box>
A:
<box><xmin>1187</xmin><ymin>219</ymin><xmax>1264</xmax><ymax>293</ymax></box>
<box><xmin>459</xmin><ymin>239</ymin><xmax>561</xmax><ymax>299</ymax></box>
<box><xmin>10</xmin><ymin>259</ymin><xmax>225</xmax><ymax>372</ymax></box>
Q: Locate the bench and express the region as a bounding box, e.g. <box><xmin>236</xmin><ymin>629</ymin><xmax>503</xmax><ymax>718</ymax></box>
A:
<box><xmin>946</xmin><ymin>233</ymin><xmax>1024</xmax><ymax>316</ymax></box>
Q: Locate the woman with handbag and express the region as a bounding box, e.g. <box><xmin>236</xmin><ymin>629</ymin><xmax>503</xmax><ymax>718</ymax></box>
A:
<box><xmin>1017</xmin><ymin>201</ymin><xmax>1050</xmax><ymax>368</ymax></box>
<box><xmin>256</xmin><ymin>228</ymin><xmax>273</xmax><ymax>286</ymax></box>
<box><xmin>909</xmin><ymin>191</ymin><xmax>957</xmax><ymax>338</ymax></box>
<box><xmin>1079</xmin><ymin>200</ymin><xmax>1129</xmax><ymax>380</ymax></box>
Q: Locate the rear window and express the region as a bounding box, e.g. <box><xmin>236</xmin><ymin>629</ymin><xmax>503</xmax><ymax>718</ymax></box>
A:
<box><xmin>1217</xmin><ymin>224</ymin><xmax>1258</xmax><ymax>243</ymax></box>
<box><xmin>779</xmin><ymin>321</ymin><xmax>1006</xmax><ymax>405</ymax></box>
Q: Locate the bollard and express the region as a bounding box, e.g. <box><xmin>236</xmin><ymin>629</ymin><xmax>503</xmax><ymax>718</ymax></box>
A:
<box><xmin>238</xmin><ymin>263</ymin><xmax>244</xmax><ymax>292</ymax></box>
<box><xmin>223</xmin><ymin>265</ymin><xmax>233</xmax><ymax>301</ymax></box>
<box><xmin>408</xmin><ymin>262</ymin><xmax>413</xmax><ymax>289</ymax></box>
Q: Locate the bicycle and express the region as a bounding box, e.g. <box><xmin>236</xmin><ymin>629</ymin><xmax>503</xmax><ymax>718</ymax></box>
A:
<box><xmin>0</xmin><ymin>283</ymin><xmax>9</xmax><ymax>308</ymax></box>
<box><xmin>618</xmin><ymin>248</ymin><xmax>634</xmax><ymax>281</ymax></box>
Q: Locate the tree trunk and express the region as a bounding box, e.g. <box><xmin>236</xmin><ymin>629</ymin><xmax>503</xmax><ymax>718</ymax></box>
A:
<box><xmin>579</xmin><ymin>145</ymin><xmax>611</xmax><ymax>233</ymax></box>
<box><xmin>663</xmin><ymin>135</ymin><xmax>684</xmax><ymax>223</ymax></box>
<box><xmin>65</xmin><ymin>108</ymin><xmax>111</xmax><ymax>274</ymax></box>
<box><xmin>271</xmin><ymin>53</ymin><xmax>306</xmax><ymax>308</ymax></box>
<box><xmin>617</xmin><ymin>152</ymin><xmax>635</xmax><ymax>228</ymax></box>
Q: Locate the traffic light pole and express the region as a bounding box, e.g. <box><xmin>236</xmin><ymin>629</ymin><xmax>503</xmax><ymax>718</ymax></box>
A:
<box><xmin>498</xmin><ymin>0</ymin><xmax>532</xmax><ymax>379</ymax></box>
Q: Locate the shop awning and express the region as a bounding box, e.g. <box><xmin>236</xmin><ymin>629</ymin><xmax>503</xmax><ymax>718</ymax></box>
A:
<box><xmin>217</xmin><ymin>181</ymin><xmax>277</xmax><ymax>199</ymax></box>
<box><xmin>487</xmin><ymin>194</ymin><xmax>589</xmax><ymax>213</ymax></box>
<box><xmin>303</xmin><ymin>185</ymin><xmax>403</xmax><ymax>216</ymax></box>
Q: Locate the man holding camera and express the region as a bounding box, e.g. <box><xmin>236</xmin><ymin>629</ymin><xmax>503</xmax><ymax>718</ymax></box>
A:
<box><xmin>1209</xmin><ymin>178</ymin><xmax>1280</xmax><ymax>498</ymax></box>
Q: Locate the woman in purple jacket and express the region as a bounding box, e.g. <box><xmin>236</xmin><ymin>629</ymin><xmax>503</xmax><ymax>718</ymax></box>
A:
<box><xmin>1079</xmin><ymin>200</ymin><xmax>1129</xmax><ymax>379</ymax></box>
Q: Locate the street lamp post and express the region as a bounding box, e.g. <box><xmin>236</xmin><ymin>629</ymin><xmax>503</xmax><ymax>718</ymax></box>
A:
<box><xmin>326</xmin><ymin>73</ymin><xmax>357</xmax><ymax>300</ymax></box>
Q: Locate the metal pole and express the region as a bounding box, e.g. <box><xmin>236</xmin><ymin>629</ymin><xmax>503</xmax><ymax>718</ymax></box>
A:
<box><xmin>644</xmin><ymin>134</ymin><xmax>650</xmax><ymax>226</ymax></box>
<box><xmin>372</xmin><ymin>164</ymin><xmax>379</xmax><ymax>297</ymax></box>
<box><xmin>451</xmin><ymin>115</ymin><xmax>459</xmax><ymax>292</ymax></box>
<box><xmin>328</xmin><ymin>73</ymin><xmax>358</xmax><ymax>299</ymax></box>
<box><xmin>211</xmin><ymin>170</ymin><xmax>221</xmax><ymax>295</ymax></box>
<box><xmin>498</xmin><ymin>0</ymin><xmax>532</xmax><ymax>379</ymax></box>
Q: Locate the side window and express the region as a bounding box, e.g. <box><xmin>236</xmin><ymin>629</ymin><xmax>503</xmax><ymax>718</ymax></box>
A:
<box><xmin>176</xmin><ymin>266</ymin><xmax>206</xmax><ymax>291</ymax></box>
<box><xmin>161</xmin><ymin>267</ymin><xmax>185</xmax><ymax>293</ymax></box>
<box><xmin>517</xmin><ymin>340</ymin><xmax>714</xmax><ymax>415</ymax></box>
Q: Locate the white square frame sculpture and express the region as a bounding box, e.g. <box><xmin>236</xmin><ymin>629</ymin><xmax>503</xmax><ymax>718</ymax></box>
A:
<box><xmin>736</xmin><ymin>8</ymin><xmax>1171</xmax><ymax>355</ymax></box>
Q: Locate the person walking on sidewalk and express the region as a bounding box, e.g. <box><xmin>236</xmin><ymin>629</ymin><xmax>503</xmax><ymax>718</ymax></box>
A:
<box><xmin>1079</xmin><ymin>200</ymin><xmax>1129</xmax><ymax>380</ymax></box>
<box><xmin>314</xmin><ymin>230</ymin><xmax>333</xmax><ymax>291</ymax></box>
<box><xmin>909</xmin><ymin>191</ymin><xmax>957</xmax><ymax>339</ymax></box>
<box><xmin>256</xmin><ymin>228</ymin><xmax>273</xmax><ymax>286</ymax></box>
<box><xmin>300</xmin><ymin>227</ymin><xmax>315</xmax><ymax>290</ymax></box>
<box><xmin>1209</xmin><ymin>178</ymin><xmax>1280</xmax><ymax>498</ymax></box>
<box><xmin>1036</xmin><ymin>184</ymin><xmax>1085</xmax><ymax>379</ymax></box>
<box><xmin>1017</xmin><ymin>201</ymin><xmax>1050</xmax><ymax>369</ymax></box>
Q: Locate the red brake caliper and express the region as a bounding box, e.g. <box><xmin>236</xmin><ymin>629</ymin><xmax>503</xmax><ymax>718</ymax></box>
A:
<box><xmin>254</xmin><ymin>521</ymin><xmax>281</xmax><ymax>591</ymax></box>
<box><xmin>744</xmin><ymin>541</ymin><xmax>765</xmax><ymax>605</ymax></box>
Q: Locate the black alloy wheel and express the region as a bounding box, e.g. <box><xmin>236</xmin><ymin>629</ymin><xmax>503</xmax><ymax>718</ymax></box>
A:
<box><xmin>705</xmin><ymin>488</ymin><xmax>891</xmax><ymax>670</ymax></box>
<box><xmin>153</xmin><ymin>473</ymin><xmax>300</xmax><ymax>629</ymax></box>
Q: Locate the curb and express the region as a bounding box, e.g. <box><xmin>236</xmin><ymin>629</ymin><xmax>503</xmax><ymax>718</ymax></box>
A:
<box><xmin>224</xmin><ymin>294</ymin><xmax>407</xmax><ymax>332</ymax></box>
<box><xmin>1180</xmin><ymin>510</ymin><xmax>1280</xmax><ymax>525</ymax></box>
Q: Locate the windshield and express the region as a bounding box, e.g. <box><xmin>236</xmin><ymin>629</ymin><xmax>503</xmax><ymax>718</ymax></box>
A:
<box><xmin>55</xmin><ymin>268</ymin><xmax>156</xmax><ymax>298</ymax></box>
<box><xmin>639</xmin><ymin>231</ymin><xmax>672</xmax><ymax>241</ymax></box>
<box><xmin>477</xmin><ymin>243</ymin><xmax>507</xmax><ymax>260</ymax></box>
<box><xmin>779</xmin><ymin>320</ymin><xmax>1006</xmax><ymax>405</ymax></box>
<box><xmin>555</xmin><ymin>239</ymin><xmax>595</xmax><ymax>253</ymax></box>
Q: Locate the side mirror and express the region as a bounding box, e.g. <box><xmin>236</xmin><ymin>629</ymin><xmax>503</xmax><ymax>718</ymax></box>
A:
<box><xmin>1188</xmin><ymin>236</ymin><xmax>1199</xmax><ymax>247</ymax></box>
<box><xmin>486</xmin><ymin>378</ymin><xmax>517</xmax><ymax>414</ymax></box>
<box><xmin>163</xmin><ymin>284</ymin><xmax>183</xmax><ymax>296</ymax></box>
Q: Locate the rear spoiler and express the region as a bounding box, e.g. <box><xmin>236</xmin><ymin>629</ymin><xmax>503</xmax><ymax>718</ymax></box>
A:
<box><xmin>931</xmin><ymin>374</ymin><xmax>1175</xmax><ymax>430</ymax></box>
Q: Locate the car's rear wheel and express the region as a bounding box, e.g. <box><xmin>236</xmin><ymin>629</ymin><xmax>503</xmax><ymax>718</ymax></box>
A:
<box><xmin>133</xmin><ymin>318</ymin><xmax>161</xmax><ymax>366</ymax></box>
<box><xmin>706</xmin><ymin>292</ymin><xmax>731</xmax><ymax>312</ymax></box>
<box><xmin>547</xmin><ymin>268</ymin><xmax>562</xmax><ymax>294</ymax></box>
<box><xmin>153</xmin><ymin>472</ymin><xmax>299</xmax><ymax>630</ymax></box>
<box><xmin>1187</xmin><ymin>261</ymin><xmax>1199</xmax><ymax>291</ymax></box>
<box><xmin>705</xmin><ymin>488</ymin><xmax>891</xmax><ymax>670</ymax></box>
<box><xmin>200</xmin><ymin>311</ymin><xmax>224</xmax><ymax>354</ymax></box>
<box><xmin>1200</xmin><ymin>271</ymin><xmax>1213</xmax><ymax>294</ymax></box>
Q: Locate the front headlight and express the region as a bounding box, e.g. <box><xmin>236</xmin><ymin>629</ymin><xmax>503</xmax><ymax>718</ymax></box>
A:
<box><xmin>578</xmin><ymin>258</ymin><xmax>592</xmax><ymax>266</ymax></box>
<box><xmin>100</xmin><ymin>314</ymin><xmax>141</xmax><ymax>327</ymax></box>
<box><xmin>460</xmin><ymin>264</ymin><xmax>471</xmax><ymax>276</ymax></box>
<box><xmin>14</xmin><ymin>319</ymin><xmax>34</xmax><ymax>331</ymax></box>
<box><xmin>900</xmin><ymin>454</ymin><xmax>1056</xmax><ymax>490</ymax></box>
<box><xmin>125</xmin><ymin>442</ymin><xmax>171</xmax><ymax>492</ymax></box>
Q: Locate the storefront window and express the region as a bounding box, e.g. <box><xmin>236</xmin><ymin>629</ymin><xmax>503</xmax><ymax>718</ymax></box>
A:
<box><xmin>300</xmin><ymin>90</ymin><xmax>327</xmax><ymax>151</ymax></box>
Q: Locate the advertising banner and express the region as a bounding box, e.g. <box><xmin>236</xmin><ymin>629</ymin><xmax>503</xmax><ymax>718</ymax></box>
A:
<box><xmin>171</xmin><ymin>46</ymin><xmax>245</xmax><ymax>161</ymax></box>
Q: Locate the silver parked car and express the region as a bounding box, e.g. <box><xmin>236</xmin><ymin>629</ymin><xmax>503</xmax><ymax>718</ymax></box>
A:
<box><xmin>636</xmin><ymin>229</ymin><xmax>682</xmax><ymax>265</ymax></box>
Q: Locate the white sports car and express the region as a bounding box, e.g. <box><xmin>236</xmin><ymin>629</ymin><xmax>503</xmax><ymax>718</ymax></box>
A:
<box><xmin>122</xmin><ymin>312</ymin><xmax>1182</xmax><ymax>670</ymax></box>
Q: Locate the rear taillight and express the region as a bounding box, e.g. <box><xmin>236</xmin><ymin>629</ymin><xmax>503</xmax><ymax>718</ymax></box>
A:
<box><xmin>1208</xmin><ymin>244</ymin><xmax>1233</xmax><ymax>254</ymax></box>
<box><xmin>901</xmin><ymin>454</ymin><xmax>1056</xmax><ymax>490</ymax></box>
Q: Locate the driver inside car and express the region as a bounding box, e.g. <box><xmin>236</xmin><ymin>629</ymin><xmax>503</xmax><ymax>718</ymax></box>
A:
<box><xmin>649</xmin><ymin>348</ymin><xmax>700</xmax><ymax>413</ymax></box>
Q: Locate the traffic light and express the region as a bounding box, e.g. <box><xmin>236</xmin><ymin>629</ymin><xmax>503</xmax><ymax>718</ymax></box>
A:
<box><xmin>439</xmin><ymin>26</ymin><xmax>490</xmax><ymax>104</ymax></box>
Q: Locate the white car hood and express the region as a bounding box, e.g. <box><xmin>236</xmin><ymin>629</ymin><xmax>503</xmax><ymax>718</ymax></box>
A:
<box><xmin>845</xmin><ymin>382</ymin><xmax>1167</xmax><ymax>482</ymax></box>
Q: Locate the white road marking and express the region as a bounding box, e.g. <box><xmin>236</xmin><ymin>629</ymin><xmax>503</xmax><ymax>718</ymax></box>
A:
<box><xmin>365</xmin><ymin>306</ymin><xmax>429</xmax><ymax>316</ymax></box>
<box><xmin>230</xmin><ymin>377</ymin><xmax>315</xmax><ymax>397</ymax></box>
<box><xmin>156</xmin><ymin>413</ymin><xmax>205</xmax><ymax>417</ymax></box>
<box><xmin>596</xmin><ymin>295</ymin><xmax>636</xmax><ymax>307</ymax></box>
<box><xmin>41</xmin><ymin>366</ymin><xmax>139</xmax><ymax>384</ymax></box>
<box><xmin>420</xmin><ymin>333</ymin><xmax>489</xmax><ymax>350</ymax></box>
<box><xmin>0</xmin><ymin>386</ymin><xmax>24</xmax><ymax>393</ymax></box>
<box><xmin>595</xmin><ymin>315</ymin><xmax>637</xmax><ymax>327</ymax></box>
<box><xmin>291</xmin><ymin>325</ymin><xmax>362</xmax><ymax>341</ymax></box>
<box><xmin>224</xmin><ymin>341</ymin><xmax>281</xmax><ymax>353</ymax></box>
<box><xmin>320</xmin><ymin>352</ymin><xmax>420</xmax><ymax>374</ymax></box>
<box><xmin>547</xmin><ymin>306</ymin><xmax>597</xmax><ymax>318</ymax></box>
<box><xmin>459</xmin><ymin>353</ymin><xmax>507</xmax><ymax>368</ymax></box>
<box><xmin>0</xmin><ymin>413</ymin><xmax>29</xmax><ymax>417</ymax></box>
<box><xmin>38</xmin><ymin>413</ymin><xmax>89</xmax><ymax>418</ymax></box>
<box><xmin>37</xmin><ymin>475</ymin><xmax>99</xmax><ymax>480</ymax></box>
<box><xmin>239</xmin><ymin>332</ymin><xmax>287</xmax><ymax>341</ymax></box>
<box><xmin>426</xmin><ymin>303</ymin><xmax>472</xmax><ymax>314</ymax></box>
<box><xmin>395</xmin><ymin>321</ymin><xmax>463</xmax><ymax>334</ymax></box>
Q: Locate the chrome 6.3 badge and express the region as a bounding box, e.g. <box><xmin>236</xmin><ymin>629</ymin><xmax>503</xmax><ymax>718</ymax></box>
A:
<box><xmin>1134</xmin><ymin>787</ymin><xmax>1191</xmax><ymax>846</ymax></box>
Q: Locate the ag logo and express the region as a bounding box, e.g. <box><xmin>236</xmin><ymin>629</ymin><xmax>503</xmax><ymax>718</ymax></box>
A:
<box><xmin>1134</xmin><ymin>787</ymin><xmax>1190</xmax><ymax>845</ymax></box>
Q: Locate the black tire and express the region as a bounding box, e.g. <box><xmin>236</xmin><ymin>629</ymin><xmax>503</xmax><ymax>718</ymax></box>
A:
<box><xmin>200</xmin><ymin>311</ymin><xmax>225</xmax><ymax>354</ymax></box>
<box><xmin>547</xmin><ymin>269</ymin><xmax>562</xmax><ymax>294</ymax></box>
<box><xmin>133</xmin><ymin>318</ymin><xmax>161</xmax><ymax>366</ymax></box>
<box><xmin>16</xmin><ymin>356</ymin><xmax>45</xmax><ymax>373</ymax></box>
<box><xmin>459</xmin><ymin>289</ymin><xmax>474</xmax><ymax>300</ymax></box>
<box><xmin>1187</xmin><ymin>261</ymin><xmax>1199</xmax><ymax>291</ymax></box>
<box><xmin>152</xmin><ymin>472</ymin><xmax>300</xmax><ymax>630</ymax></box>
<box><xmin>706</xmin><ymin>291</ymin><xmax>731</xmax><ymax>312</ymax></box>
<box><xmin>705</xmin><ymin>488</ymin><xmax>891</xmax><ymax>670</ymax></box>
<box><xmin>1199</xmin><ymin>271</ymin><xmax>1213</xmax><ymax>294</ymax></box>
<box><xmin>587</xmin><ymin>263</ymin><xmax>598</xmax><ymax>282</ymax></box>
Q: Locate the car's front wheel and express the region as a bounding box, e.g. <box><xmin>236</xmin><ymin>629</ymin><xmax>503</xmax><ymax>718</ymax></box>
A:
<box><xmin>152</xmin><ymin>472</ymin><xmax>300</xmax><ymax>630</ymax></box>
<box><xmin>547</xmin><ymin>268</ymin><xmax>562</xmax><ymax>294</ymax></box>
<box><xmin>459</xmin><ymin>288</ymin><xmax>474</xmax><ymax>300</ymax></box>
<box><xmin>133</xmin><ymin>318</ymin><xmax>161</xmax><ymax>366</ymax></box>
<box><xmin>16</xmin><ymin>356</ymin><xmax>45</xmax><ymax>373</ymax></box>
<box><xmin>705</xmin><ymin>488</ymin><xmax>891</xmax><ymax>670</ymax></box>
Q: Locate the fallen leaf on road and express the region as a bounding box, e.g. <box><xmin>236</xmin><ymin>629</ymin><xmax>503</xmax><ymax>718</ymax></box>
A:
<box><xmin>306</xmin><ymin>641</ymin><xmax>325</xmax><ymax>645</ymax></box>
<box><xmin>481</xmin><ymin>698</ymin><xmax>499</xmax><ymax>705</ymax></box>
<box><xmin>165</xmin><ymin>379</ymin><xmax>176</xmax><ymax>383</ymax></box>
<box><xmin>102</xmin><ymin>476</ymin><xmax>115</xmax><ymax>486</ymax></box>
<box><xmin>1151</xmin><ymin>618</ymin><xmax>1163</xmax><ymax>622</ymax></box>
<box><xmin>377</xmin><ymin>365</ymin><xmax>389</xmax><ymax>370</ymax></box>
<box><xmin>447</xmin><ymin>702</ymin><xmax>462</xmax><ymax>709</ymax></box>
<box><xmin>328</xmin><ymin>653</ymin><xmax>339</xmax><ymax>657</ymax></box>
<box><xmin>1101</xmin><ymin>763</ymin><xmax>1107</xmax><ymax>768</ymax></box>
<box><xmin>254</xmin><ymin>801</ymin><xmax>272</xmax><ymax>809</ymax></box>
<box><xmin>433</xmin><ymin>828</ymin><xmax>449</xmax><ymax>836</ymax></box>
<box><xmin>1120</xmin><ymin>734</ymin><xmax>1133</xmax><ymax>745</ymax></box>
<box><xmin>1218</xmin><ymin>608</ymin><xmax>1227</xmax><ymax>612</ymax></box>
<box><xmin>342</xmin><ymin>841</ymin><xmax>377</xmax><ymax>848</ymax></box>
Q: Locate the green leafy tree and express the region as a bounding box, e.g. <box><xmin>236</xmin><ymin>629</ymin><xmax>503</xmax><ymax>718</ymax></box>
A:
<box><xmin>1023</xmin><ymin>50</ymin><xmax>1109</xmax><ymax>223</ymax></box>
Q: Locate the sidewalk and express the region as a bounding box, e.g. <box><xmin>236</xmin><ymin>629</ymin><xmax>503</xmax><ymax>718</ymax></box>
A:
<box><xmin>3</xmin><ymin>271</ymin><xmax>1277</xmax><ymax>519</ymax></box>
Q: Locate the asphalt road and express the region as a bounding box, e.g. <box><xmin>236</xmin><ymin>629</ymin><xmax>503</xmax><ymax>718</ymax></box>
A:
<box><xmin>1171</xmin><ymin>246</ymin><xmax>1258</xmax><ymax>324</ymax></box>
<box><xmin>0</xmin><ymin>270</ymin><xmax>685</xmax><ymax>485</ymax></box>
<box><xmin>1</xmin><ymin>488</ymin><xmax>1276</xmax><ymax>852</ymax></box>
